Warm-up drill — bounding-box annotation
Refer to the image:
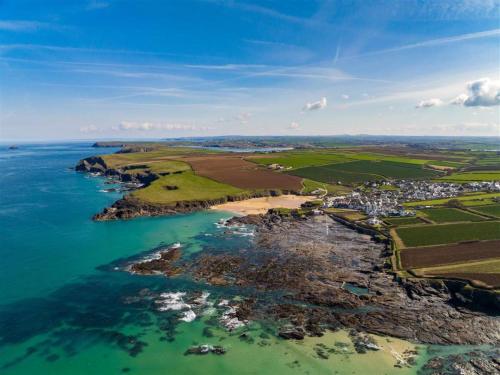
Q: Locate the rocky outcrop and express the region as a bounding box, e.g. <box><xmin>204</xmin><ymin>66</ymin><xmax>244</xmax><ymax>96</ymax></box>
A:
<box><xmin>76</xmin><ymin>156</ymin><xmax>158</xmax><ymax>184</ymax></box>
<box><xmin>75</xmin><ymin>156</ymin><xmax>109</xmax><ymax>174</ymax></box>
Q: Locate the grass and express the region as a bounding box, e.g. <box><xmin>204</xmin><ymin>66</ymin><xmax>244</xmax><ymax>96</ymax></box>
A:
<box><xmin>395</xmin><ymin>221</ymin><xmax>500</xmax><ymax>247</ymax></box>
<box><xmin>438</xmin><ymin>171</ymin><xmax>500</xmax><ymax>182</ymax></box>
<box><xmin>404</xmin><ymin>192</ymin><xmax>500</xmax><ymax>207</ymax></box>
<box><xmin>379</xmin><ymin>184</ymin><xmax>399</xmax><ymax>191</ymax></box>
<box><xmin>120</xmin><ymin>160</ymin><xmax>191</xmax><ymax>175</ymax></box>
<box><xmin>132</xmin><ymin>171</ymin><xmax>247</xmax><ymax>204</ymax></box>
<box><xmin>248</xmin><ymin>151</ymin><xmax>353</xmax><ymax>169</ymax></box>
<box><xmin>384</xmin><ymin>216</ymin><xmax>424</xmax><ymax>226</ymax></box>
<box><xmin>301</xmin><ymin>178</ymin><xmax>350</xmax><ymax>195</ymax></box>
<box><xmin>469</xmin><ymin>204</ymin><xmax>500</xmax><ymax>218</ymax></box>
<box><xmin>421</xmin><ymin>207</ymin><xmax>486</xmax><ymax>223</ymax></box>
<box><xmin>290</xmin><ymin>160</ymin><xmax>439</xmax><ymax>185</ymax></box>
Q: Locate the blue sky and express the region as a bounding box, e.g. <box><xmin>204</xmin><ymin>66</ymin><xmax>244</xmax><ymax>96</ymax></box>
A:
<box><xmin>1</xmin><ymin>0</ymin><xmax>499</xmax><ymax>140</ymax></box>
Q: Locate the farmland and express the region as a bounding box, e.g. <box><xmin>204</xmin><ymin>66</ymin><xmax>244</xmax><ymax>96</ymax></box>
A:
<box><xmin>394</xmin><ymin>221</ymin><xmax>500</xmax><ymax>247</ymax></box>
<box><xmin>400</xmin><ymin>240</ymin><xmax>500</xmax><ymax>269</ymax></box>
<box><xmin>249</xmin><ymin>151</ymin><xmax>352</xmax><ymax>169</ymax></box>
<box><xmin>438</xmin><ymin>171</ymin><xmax>500</xmax><ymax>182</ymax></box>
<box><xmin>470</xmin><ymin>204</ymin><xmax>500</xmax><ymax>218</ymax></box>
<box><xmin>424</xmin><ymin>259</ymin><xmax>500</xmax><ymax>288</ymax></box>
<box><xmin>404</xmin><ymin>192</ymin><xmax>500</xmax><ymax>207</ymax></box>
<box><xmin>182</xmin><ymin>154</ymin><xmax>303</xmax><ymax>190</ymax></box>
<box><xmin>290</xmin><ymin>160</ymin><xmax>440</xmax><ymax>185</ymax></box>
<box><xmin>420</xmin><ymin>207</ymin><xmax>486</xmax><ymax>223</ymax></box>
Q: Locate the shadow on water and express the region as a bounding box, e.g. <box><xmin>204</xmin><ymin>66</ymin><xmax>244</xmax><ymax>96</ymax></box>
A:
<box><xmin>0</xmin><ymin>269</ymin><xmax>214</xmax><ymax>369</ymax></box>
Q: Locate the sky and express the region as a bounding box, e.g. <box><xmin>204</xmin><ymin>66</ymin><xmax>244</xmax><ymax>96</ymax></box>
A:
<box><xmin>1</xmin><ymin>0</ymin><xmax>499</xmax><ymax>141</ymax></box>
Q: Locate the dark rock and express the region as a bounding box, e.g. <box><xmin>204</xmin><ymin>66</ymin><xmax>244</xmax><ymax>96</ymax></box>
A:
<box><xmin>278</xmin><ymin>327</ymin><xmax>305</xmax><ymax>340</ymax></box>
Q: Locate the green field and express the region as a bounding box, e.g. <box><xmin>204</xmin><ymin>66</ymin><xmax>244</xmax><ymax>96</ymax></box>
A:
<box><xmin>384</xmin><ymin>216</ymin><xmax>424</xmax><ymax>226</ymax></box>
<box><xmin>404</xmin><ymin>192</ymin><xmax>500</xmax><ymax>207</ymax></box>
<box><xmin>132</xmin><ymin>171</ymin><xmax>247</xmax><ymax>204</ymax></box>
<box><xmin>249</xmin><ymin>151</ymin><xmax>352</xmax><ymax>169</ymax></box>
<box><xmin>469</xmin><ymin>204</ymin><xmax>500</xmax><ymax>218</ymax></box>
<box><xmin>395</xmin><ymin>221</ymin><xmax>500</xmax><ymax>247</ymax></box>
<box><xmin>290</xmin><ymin>160</ymin><xmax>439</xmax><ymax>185</ymax></box>
<box><xmin>438</xmin><ymin>171</ymin><xmax>500</xmax><ymax>182</ymax></box>
<box><xmin>421</xmin><ymin>207</ymin><xmax>486</xmax><ymax>223</ymax></box>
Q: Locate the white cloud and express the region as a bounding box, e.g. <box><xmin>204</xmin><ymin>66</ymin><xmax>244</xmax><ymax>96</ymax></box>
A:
<box><xmin>451</xmin><ymin>78</ymin><xmax>500</xmax><ymax>107</ymax></box>
<box><xmin>303</xmin><ymin>97</ymin><xmax>327</xmax><ymax>111</ymax></box>
<box><xmin>450</xmin><ymin>93</ymin><xmax>468</xmax><ymax>105</ymax></box>
<box><xmin>79</xmin><ymin>125</ymin><xmax>99</xmax><ymax>133</ymax></box>
<box><xmin>288</xmin><ymin>122</ymin><xmax>300</xmax><ymax>130</ymax></box>
<box><xmin>415</xmin><ymin>98</ymin><xmax>443</xmax><ymax>108</ymax></box>
<box><xmin>117</xmin><ymin>121</ymin><xmax>209</xmax><ymax>131</ymax></box>
<box><xmin>341</xmin><ymin>94</ymin><xmax>349</xmax><ymax>100</ymax></box>
<box><xmin>235</xmin><ymin>112</ymin><xmax>252</xmax><ymax>124</ymax></box>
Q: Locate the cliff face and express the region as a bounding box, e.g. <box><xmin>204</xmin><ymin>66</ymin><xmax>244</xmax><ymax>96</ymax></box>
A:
<box><xmin>92</xmin><ymin>194</ymin><xmax>255</xmax><ymax>221</ymax></box>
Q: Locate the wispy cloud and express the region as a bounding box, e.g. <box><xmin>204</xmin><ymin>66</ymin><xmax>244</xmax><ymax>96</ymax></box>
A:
<box><xmin>116</xmin><ymin>121</ymin><xmax>212</xmax><ymax>131</ymax></box>
<box><xmin>216</xmin><ymin>1</ymin><xmax>323</xmax><ymax>28</ymax></box>
<box><xmin>0</xmin><ymin>43</ymin><xmax>192</xmax><ymax>58</ymax></box>
<box><xmin>0</xmin><ymin>20</ymin><xmax>54</xmax><ymax>32</ymax></box>
<box><xmin>184</xmin><ymin>63</ymin><xmax>268</xmax><ymax>70</ymax></box>
<box><xmin>86</xmin><ymin>1</ymin><xmax>110</xmax><ymax>11</ymax></box>
<box><xmin>350</xmin><ymin>29</ymin><xmax>500</xmax><ymax>59</ymax></box>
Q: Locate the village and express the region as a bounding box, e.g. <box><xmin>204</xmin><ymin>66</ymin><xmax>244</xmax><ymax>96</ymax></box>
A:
<box><xmin>321</xmin><ymin>180</ymin><xmax>500</xmax><ymax>223</ymax></box>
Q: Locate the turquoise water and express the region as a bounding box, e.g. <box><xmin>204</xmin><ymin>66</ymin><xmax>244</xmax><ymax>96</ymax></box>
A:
<box><xmin>0</xmin><ymin>143</ymin><xmax>486</xmax><ymax>374</ymax></box>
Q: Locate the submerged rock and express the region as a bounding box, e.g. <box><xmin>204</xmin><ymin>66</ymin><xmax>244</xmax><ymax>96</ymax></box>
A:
<box><xmin>184</xmin><ymin>345</ymin><xmax>226</xmax><ymax>356</ymax></box>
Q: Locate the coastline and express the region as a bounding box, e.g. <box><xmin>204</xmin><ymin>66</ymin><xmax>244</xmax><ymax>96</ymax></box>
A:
<box><xmin>210</xmin><ymin>195</ymin><xmax>316</xmax><ymax>215</ymax></box>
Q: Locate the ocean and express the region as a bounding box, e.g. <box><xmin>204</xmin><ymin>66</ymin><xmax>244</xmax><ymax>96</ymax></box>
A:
<box><xmin>0</xmin><ymin>143</ymin><xmax>477</xmax><ymax>374</ymax></box>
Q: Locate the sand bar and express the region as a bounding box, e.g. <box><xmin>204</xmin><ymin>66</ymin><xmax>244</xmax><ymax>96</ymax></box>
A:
<box><xmin>211</xmin><ymin>195</ymin><xmax>316</xmax><ymax>215</ymax></box>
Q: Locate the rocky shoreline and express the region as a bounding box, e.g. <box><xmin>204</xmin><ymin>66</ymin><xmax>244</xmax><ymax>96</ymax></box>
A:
<box><xmin>130</xmin><ymin>211</ymin><xmax>500</xmax><ymax>347</ymax></box>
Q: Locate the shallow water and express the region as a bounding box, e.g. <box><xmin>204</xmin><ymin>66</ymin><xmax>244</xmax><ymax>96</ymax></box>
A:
<box><xmin>0</xmin><ymin>143</ymin><xmax>488</xmax><ymax>374</ymax></box>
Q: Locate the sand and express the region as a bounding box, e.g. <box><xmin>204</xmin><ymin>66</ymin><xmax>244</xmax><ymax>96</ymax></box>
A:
<box><xmin>211</xmin><ymin>195</ymin><xmax>316</xmax><ymax>215</ymax></box>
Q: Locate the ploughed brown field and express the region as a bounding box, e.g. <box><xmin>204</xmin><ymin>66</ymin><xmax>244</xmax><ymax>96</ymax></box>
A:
<box><xmin>400</xmin><ymin>240</ymin><xmax>500</xmax><ymax>269</ymax></box>
<box><xmin>180</xmin><ymin>154</ymin><xmax>303</xmax><ymax>190</ymax></box>
<box><xmin>425</xmin><ymin>272</ymin><xmax>500</xmax><ymax>288</ymax></box>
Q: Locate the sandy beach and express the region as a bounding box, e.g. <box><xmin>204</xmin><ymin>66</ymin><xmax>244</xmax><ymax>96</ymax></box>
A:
<box><xmin>210</xmin><ymin>195</ymin><xmax>316</xmax><ymax>215</ymax></box>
